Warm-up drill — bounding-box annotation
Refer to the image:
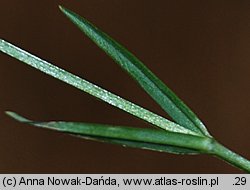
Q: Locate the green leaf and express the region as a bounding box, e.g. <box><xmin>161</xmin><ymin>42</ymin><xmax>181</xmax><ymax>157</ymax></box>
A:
<box><xmin>0</xmin><ymin>39</ymin><xmax>198</xmax><ymax>136</ymax></box>
<box><xmin>6</xmin><ymin>112</ymin><xmax>201</xmax><ymax>154</ymax></box>
<box><xmin>74</xmin><ymin>135</ymin><xmax>202</xmax><ymax>154</ymax></box>
<box><xmin>6</xmin><ymin>111</ymin><xmax>212</xmax><ymax>154</ymax></box>
<box><xmin>59</xmin><ymin>6</ymin><xmax>210</xmax><ymax>137</ymax></box>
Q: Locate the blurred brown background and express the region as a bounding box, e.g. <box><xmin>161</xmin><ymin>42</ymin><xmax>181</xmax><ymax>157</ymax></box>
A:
<box><xmin>1</xmin><ymin>0</ymin><xmax>250</xmax><ymax>173</ymax></box>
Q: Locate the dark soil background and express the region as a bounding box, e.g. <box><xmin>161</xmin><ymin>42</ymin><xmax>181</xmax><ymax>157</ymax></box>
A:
<box><xmin>1</xmin><ymin>0</ymin><xmax>250</xmax><ymax>173</ymax></box>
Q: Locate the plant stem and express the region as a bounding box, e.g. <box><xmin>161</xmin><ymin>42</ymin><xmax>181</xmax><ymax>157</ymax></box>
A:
<box><xmin>211</xmin><ymin>140</ymin><xmax>250</xmax><ymax>173</ymax></box>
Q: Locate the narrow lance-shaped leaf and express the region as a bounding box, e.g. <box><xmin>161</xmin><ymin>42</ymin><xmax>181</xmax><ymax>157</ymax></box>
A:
<box><xmin>59</xmin><ymin>6</ymin><xmax>210</xmax><ymax>137</ymax></box>
<box><xmin>6</xmin><ymin>111</ymin><xmax>201</xmax><ymax>154</ymax></box>
<box><xmin>6</xmin><ymin>111</ymin><xmax>213</xmax><ymax>153</ymax></box>
<box><xmin>0</xmin><ymin>39</ymin><xmax>198</xmax><ymax>136</ymax></box>
<box><xmin>6</xmin><ymin>111</ymin><xmax>201</xmax><ymax>155</ymax></box>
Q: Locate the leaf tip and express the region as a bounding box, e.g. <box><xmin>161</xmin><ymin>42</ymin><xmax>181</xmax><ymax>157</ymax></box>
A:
<box><xmin>5</xmin><ymin>111</ymin><xmax>30</xmax><ymax>123</ymax></box>
<box><xmin>0</xmin><ymin>39</ymin><xmax>7</xmax><ymax>49</ymax></box>
<box><xmin>58</xmin><ymin>5</ymin><xmax>70</xmax><ymax>16</ymax></box>
<box><xmin>58</xmin><ymin>5</ymin><xmax>65</xmax><ymax>12</ymax></box>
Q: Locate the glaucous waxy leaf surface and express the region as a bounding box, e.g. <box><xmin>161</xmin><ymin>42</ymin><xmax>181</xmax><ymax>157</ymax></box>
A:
<box><xmin>0</xmin><ymin>39</ymin><xmax>197</xmax><ymax>136</ymax></box>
